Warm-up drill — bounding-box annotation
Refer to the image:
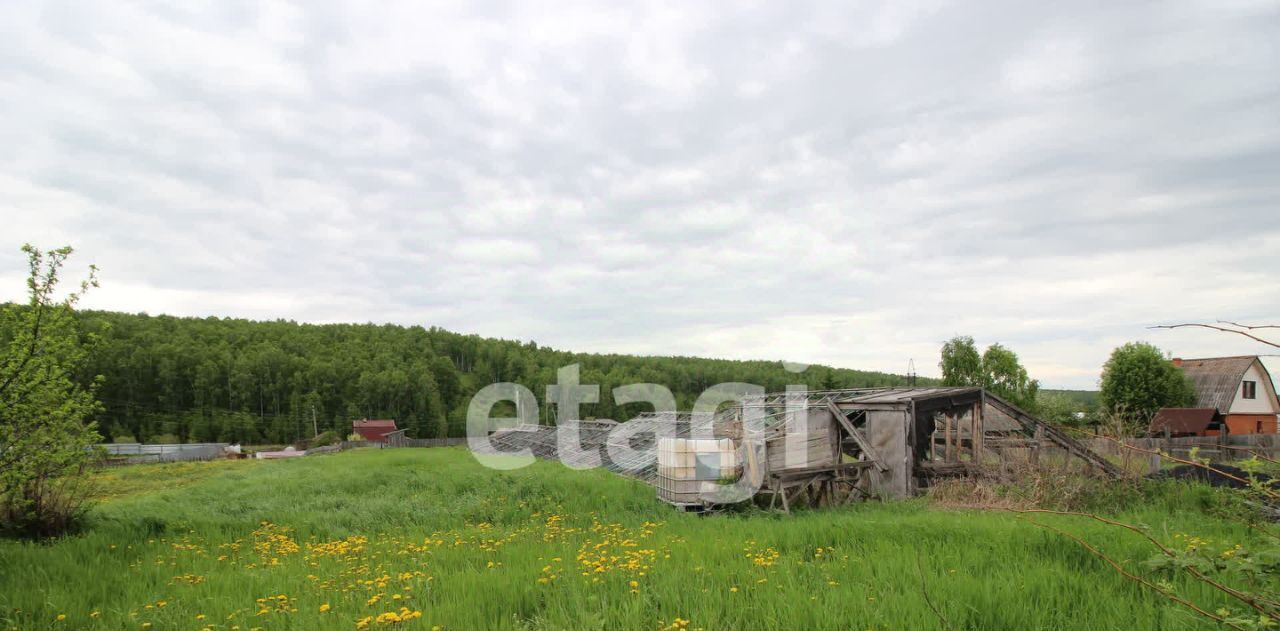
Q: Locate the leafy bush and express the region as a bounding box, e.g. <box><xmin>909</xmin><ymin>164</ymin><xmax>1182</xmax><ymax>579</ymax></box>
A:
<box><xmin>300</xmin><ymin>430</ymin><xmax>341</xmax><ymax>449</ymax></box>
<box><xmin>0</xmin><ymin>468</ymin><xmax>95</xmax><ymax>538</ymax></box>
<box><xmin>0</xmin><ymin>245</ymin><xmax>102</xmax><ymax>538</ymax></box>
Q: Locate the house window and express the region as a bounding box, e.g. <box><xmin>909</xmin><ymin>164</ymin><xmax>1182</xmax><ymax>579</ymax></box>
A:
<box><xmin>1242</xmin><ymin>380</ymin><xmax>1257</xmax><ymax>400</ymax></box>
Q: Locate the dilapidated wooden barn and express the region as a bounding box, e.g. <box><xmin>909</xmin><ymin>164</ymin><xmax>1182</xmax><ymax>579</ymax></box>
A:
<box><xmin>718</xmin><ymin>387</ymin><xmax>1119</xmax><ymax>511</ymax></box>
<box><xmin>487</xmin><ymin>387</ymin><xmax>1118</xmax><ymax>512</ymax></box>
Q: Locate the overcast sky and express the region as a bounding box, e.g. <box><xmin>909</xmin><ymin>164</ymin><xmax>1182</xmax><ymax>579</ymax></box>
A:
<box><xmin>2</xmin><ymin>0</ymin><xmax>1278</xmax><ymax>389</ymax></box>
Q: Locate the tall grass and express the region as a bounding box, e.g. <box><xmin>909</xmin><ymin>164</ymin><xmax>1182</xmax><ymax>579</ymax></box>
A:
<box><xmin>0</xmin><ymin>448</ymin><xmax>1259</xmax><ymax>629</ymax></box>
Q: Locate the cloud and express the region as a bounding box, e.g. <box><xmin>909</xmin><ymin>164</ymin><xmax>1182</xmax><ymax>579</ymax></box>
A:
<box><xmin>1</xmin><ymin>0</ymin><xmax>1278</xmax><ymax>389</ymax></box>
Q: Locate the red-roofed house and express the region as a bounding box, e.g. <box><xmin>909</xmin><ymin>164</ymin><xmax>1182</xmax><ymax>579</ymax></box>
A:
<box><xmin>1153</xmin><ymin>356</ymin><xmax>1280</xmax><ymax>436</ymax></box>
<box><xmin>352</xmin><ymin>419</ymin><xmax>399</xmax><ymax>442</ymax></box>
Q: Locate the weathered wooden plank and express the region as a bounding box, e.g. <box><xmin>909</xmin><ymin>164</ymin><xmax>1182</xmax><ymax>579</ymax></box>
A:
<box><xmin>828</xmin><ymin>402</ymin><xmax>888</xmax><ymax>472</ymax></box>
<box><xmin>985</xmin><ymin>393</ymin><xmax>1122</xmax><ymax>478</ymax></box>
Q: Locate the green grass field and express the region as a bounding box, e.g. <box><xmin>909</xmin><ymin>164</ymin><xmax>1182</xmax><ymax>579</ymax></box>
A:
<box><xmin>0</xmin><ymin>448</ymin><xmax>1260</xmax><ymax>630</ymax></box>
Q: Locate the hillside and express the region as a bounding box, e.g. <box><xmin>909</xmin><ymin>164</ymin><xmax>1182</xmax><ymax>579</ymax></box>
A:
<box><xmin>1040</xmin><ymin>389</ymin><xmax>1101</xmax><ymax>408</ymax></box>
<box><xmin>72</xmin><ymin>310</ymin><xmax>929</xmax><ymax>444</ymax></box>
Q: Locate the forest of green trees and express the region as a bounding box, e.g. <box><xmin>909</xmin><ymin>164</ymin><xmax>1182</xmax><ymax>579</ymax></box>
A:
<box><xmin>72</xmin><ymin>310</ymin><xmax>925</xmax><ymax>444</ymax></box>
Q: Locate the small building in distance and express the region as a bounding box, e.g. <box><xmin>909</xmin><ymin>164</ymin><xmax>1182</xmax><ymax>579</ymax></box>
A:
<box><xmin>1149</xmin><ymin>408</ymin><xmax>1226</xmax><ymax>438</ymax></box>
<box><xmin>1162</xmin><ymin>356</ymin><xmax>1280</xmax><ymax>435</ymax></box>
<box><xmin>352</xmin><ymin>418</ymin><xmax>399</xmax><ymax>442</ymax></box>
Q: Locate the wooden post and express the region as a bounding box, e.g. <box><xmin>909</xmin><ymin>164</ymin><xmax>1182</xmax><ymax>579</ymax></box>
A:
<box><xmin>944</xmin><ymin>413</ymin><xmax>954</xmax><ymax>462</ymax></box>
<box><xmin>962</xmin><ymin>407</ymin><xmax>972</xmax><ymax>460</ymax></box>
<box><xmin>930</xmin><ymin>416</ymin><xmax>938</xmax><ymax>462</ymax></box>
<box><xmin>972</xmin><ymin>401</ymin><xmax>984</xmax><ymax>462</ymax></box>
<box><xmin>1031</xmin><ymin>425</ymin><xmax>1043</xmax><ymax>466</ymax></box>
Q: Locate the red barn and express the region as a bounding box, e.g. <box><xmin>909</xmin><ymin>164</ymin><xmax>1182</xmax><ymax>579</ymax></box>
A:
<box><xmin>352</xmin><ymin>419</ymin><xmax>399</xmax><ymax>442</ymax></box>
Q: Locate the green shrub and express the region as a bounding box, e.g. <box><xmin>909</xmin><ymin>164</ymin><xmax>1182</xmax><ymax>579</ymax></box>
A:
<box><xmin>0</xmin><ymin>245</ymin><xmax>101</xmax><ymax>539</ymax></box>
<box><xmin>300</xmin><ymin>431</ymin><xmax>341</xmax><ymax>449</ymax></box>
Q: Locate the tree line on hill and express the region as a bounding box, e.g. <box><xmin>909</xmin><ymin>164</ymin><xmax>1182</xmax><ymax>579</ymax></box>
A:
<box><xmin>70</xmin><ymin>310</ymin><xmax>927</xmax><ymax>444</ymax></box>
<box><xmin>2</xmin><ymin>245</ymin><xmax>1206</xmax><ymax>451</ymax></box>
<box><xmin>58</xmin><ymin>312</ymin><xmax>1198</xmax><ymax>444</ymax></box>
<box><xmin>0</xmin><ymin>242</ymin><xmax>1250</xmax><ymax>540</ymax></box>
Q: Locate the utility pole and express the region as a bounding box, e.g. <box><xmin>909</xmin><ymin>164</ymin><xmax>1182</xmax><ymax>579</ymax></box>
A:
<box><xmin>311</xmin><ymin>406</ymin><xmax>318</xmax><ymax>437</ymax></box>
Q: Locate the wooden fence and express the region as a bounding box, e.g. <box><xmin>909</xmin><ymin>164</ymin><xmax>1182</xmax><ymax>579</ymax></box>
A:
<box><xmin>311</xmin><ymin>438</ymin><xmax>466</xmax><ymax>452</ymax></box>
<box><xmin>1083</xmin><ymin>434</ymin><xmax>1280</xmax><ymax>466</ymax></box>
<box><xmin>384</xmin><ymin>435</ymin><xmax>467</xmax><ymax>448</ymax></box>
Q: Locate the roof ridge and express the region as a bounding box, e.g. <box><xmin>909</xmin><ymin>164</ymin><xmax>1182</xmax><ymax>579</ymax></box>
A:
<box><xmin>1177</xmin><ymin>356</ymin><xmax>1260</xmax><ymax>412</ymax></box>
<box><xmin>1180</xmin><ymin>355</ymin><xmax>1259</xmax><ymax>361</ymax></box>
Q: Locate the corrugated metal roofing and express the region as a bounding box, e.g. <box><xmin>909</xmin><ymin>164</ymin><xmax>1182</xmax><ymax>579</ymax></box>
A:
<box><xmin>1179</xmin><ymin>356</ymin><xmax>1257</xmax><ymax>412</ymax></box>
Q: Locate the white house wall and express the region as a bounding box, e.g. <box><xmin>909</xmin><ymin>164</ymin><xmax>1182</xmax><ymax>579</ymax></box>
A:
<box><xmin>1229</xmin><ymin>361</ymin><xmax>1280</xmax><ymax>414</ymax></box>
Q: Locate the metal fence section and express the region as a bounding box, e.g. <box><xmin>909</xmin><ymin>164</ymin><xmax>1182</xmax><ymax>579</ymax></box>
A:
<box><xmin>99</xmin><ymin>443</ymin><xmax>228</xmax><ymax>456</ymax></box>
<box><xmin>94</xmin><ymin>435</ymin><xmax>468</xmax><ymax>467</ymax></box>
<box><xmin>96</xmin><ymin>442</ymin><xmax>229</xmax><ymax>465</ymax></box>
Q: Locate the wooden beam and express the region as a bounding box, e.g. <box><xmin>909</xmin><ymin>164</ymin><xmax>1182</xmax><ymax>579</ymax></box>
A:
<box><xmin>827</xmin><ymin>402</ymin><xmax>888</xmax><ymax>472</ymax></box>
<box><xmin>831</xmin><ymin>403</ymin><xmax>910</xmax><ymax>412</ymax></box>
<box><xmin>772</xmin><ymin>461</ymin><xmax>871</xmax><ymax>480</ymax></box>
<box><xmin>944</xmin><ymin>413</ymin><xmax>954</xmax><ymax>462</ymax></box>
<box><xmin>972</xmin><ymin>400</ymin><xmax>984</xmax><ymax>461</ymax></box>
<box><xmin>984</xmin><ymin>392</ymin><xmax>1123</xmax><ymax>478</ymax></box>
<box><xmin>930</xmin><ymin>416</ymin><xmax>938</xmax><ymax>462</ymax></box>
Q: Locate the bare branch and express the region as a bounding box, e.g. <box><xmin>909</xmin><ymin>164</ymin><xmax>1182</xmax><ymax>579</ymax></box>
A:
<box><xmin>1147</xmin><ymin>323</ymin><xmax>1279</xmax><ymax>349</ymax></box>
<box><xmin>1217</xmin><ymin>444</ymin><xmax>1280</xmax><ymax>465</ymax></box>
<box><xmin>1093</xmin><ymin>434</ymin><xmax>1280</xmax><ymax>501</ymax></box>
<box><xmin>914</xmin><ymin>549</ymin><xmax>952</xmax><ymax>630</ymax></box>
<box><xmin>1016</xmin><ymin>515</ymin><xmax>1242</xmax><ymax>629</ymax></box>
<box><xmin>1012</xmin><ymin>509</ymin><xmax>1280</xmax><ymax>617</ymax></box>
<box><xmin>1218</xmin><ymin>321</ymin><xmax>1280</xmax><ymax>331</ymax></box>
